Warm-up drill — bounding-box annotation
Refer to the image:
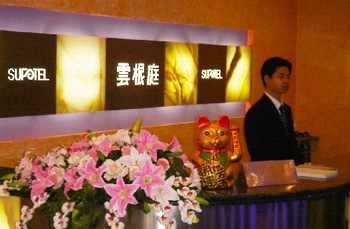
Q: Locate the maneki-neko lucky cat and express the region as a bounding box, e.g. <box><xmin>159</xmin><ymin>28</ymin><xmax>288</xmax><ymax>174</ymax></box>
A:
<box><xmin>192</xmin><ymin>115</ymin><xmax>242</xmax><ymax>189</ymax></box>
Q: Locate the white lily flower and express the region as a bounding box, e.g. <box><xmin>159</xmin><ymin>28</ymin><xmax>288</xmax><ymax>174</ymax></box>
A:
<box><xmin>103</xmin><ymin>159</ymin><xmax>128</xmax><ymax>181</ymax></box>
<box><xmin>151</xmin><ymin>176</ymin><xmax>179</xmax><ymax>205</ymax></box>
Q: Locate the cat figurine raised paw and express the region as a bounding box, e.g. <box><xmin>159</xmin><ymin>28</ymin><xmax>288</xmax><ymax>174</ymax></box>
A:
<box><xmin>192</xmin><ymin>115</ymin><xmax>242</xmax><ymax>189</ymax></box>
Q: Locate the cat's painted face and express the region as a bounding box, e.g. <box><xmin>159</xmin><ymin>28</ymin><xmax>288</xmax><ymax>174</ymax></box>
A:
<box><xmin>198</xmin><ymin>123</ymin><xmax>231</xmax><ymax>150</ymax></box>
<box><xmin>197</xmin><ymin>115</ymin><xmax>231</xmax><ymax>150</ymax></box>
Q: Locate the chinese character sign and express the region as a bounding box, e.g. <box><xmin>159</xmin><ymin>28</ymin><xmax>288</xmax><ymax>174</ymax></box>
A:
<box><xmin>115</xmin><ymin>63</ymin><xmax>160</xmax><ymax>87</ymax></box>
<box><xmin>116</xmin><ymin>62</ymin><xmax>131</xmax><ymax>87</ymax></box>
<box><xmin>146</xmin><ymin>64</ymin><xmax>160</xmax><ymax>86</ymax></box>
<box><xmin>132</xmin><ymin>63</ymin><xmax>145</xmax><ymax>86</ymax></box>
<box><xmin>106</xmin><ymin>39</ymin><xmax>165</xmax><ymax>110</ymax></box>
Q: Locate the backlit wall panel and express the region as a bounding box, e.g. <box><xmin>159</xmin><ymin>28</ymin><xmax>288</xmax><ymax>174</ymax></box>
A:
<box><xmin>0</xmin><ymin>30</ymin><xmax>251</xmax><ymax>118</ymax></box>
<box><xmin>164</xmin><ymin>42</ymin><xmax>198</xmax><ymax>106</ymax></box>
<box><xmin>106</xmin><ymin>39</ymin><xmax>164</xmax><ymax>110</ymax></box>
<box><xmin>56</xmin><ymin>35</ymin><xmax>105</xmax><ymax>113</ymax></box>
<box><xmin>226</xmin><ymin>46</ymin><xmax>251</xmax><ymax>101</ymax></box>
<box><xmin>0</xmin><ymin>31</ymin><xmax>56</xmax><ymax>117</ymax></box>
<box><xmin>0</xmin><ymin>6</ymin><xmax>250</xmax><ymax>140</ymax></box>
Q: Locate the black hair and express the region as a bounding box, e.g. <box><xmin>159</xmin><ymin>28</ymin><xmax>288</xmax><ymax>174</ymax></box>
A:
<box><xmin>260</xmin><ymin>57</ymin><xmax>292</xmax><ymax>86</ymax></box>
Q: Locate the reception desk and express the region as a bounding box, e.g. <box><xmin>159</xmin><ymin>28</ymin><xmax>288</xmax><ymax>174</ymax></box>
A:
<box><xmin>193</xmin><ymin>159</ymin><xmax>350</xmax><ymax>229</ymax></box>
<box><xmin>1</xmin><ymin>159</ymin><xmax>350</xmax><ymax>229</ymax></box>
<box><xmin>196</xmin><ymin>181</ymin><xmax>347</xmax><ymax>229</ymax></box>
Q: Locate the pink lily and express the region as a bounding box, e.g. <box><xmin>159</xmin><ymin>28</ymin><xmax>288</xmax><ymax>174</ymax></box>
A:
<box><xmin>134</xmin><ymin>130</ymin><xmax>166</xmax><ymax>160</ymax></box>
<box><xmin>91</xmin><ymin>138</ymin><xmax>115</xmax><ymax>157</ymax></box>
<box><xmin>104</xmin><ymin>178</ymin><xmax>139</xmax><ymax>217</ymax></box>
<box><xmin>64</xmin><ymin>167</ymin><xmax>84</xmax><ymax>194</ymax></box>
<box><xmin>168</xmin><ymin>137</ymin><xmax>182</xmax><ymax>152</ymax></box>
<box><xmin>79</xmin><ymin>159</ymin><xmax>106</xmax><ymax>188</ymax></box>
<box><xmin>31</xmin><ymin>166</ymin><xmax>55</xmax><ymax>198</ymax></box>
<box><xmin>69</xmin><ymin>138</ymin><xmax>90</xmax><ymax>153</ymax></box>
<box><xmin>133</xmin><ymin>160</ymin><xmax>164</xmax><ymax>197</ymax></box>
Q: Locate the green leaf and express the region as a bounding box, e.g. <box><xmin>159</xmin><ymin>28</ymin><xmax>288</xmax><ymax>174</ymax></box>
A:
<box><xmin>7</xmin><ymin>180</ymin><xmax>26</xmax><ymax>189</ymax></box>
<box><xmin>219</xmin><ymin>153</ymin><xmax>229</xmax><ymax>166</ymax></box>
<box><xmin>69</xmin><ymin>200</ymin><xmax>104</xmax><ymax>229</ymax></box>
<box><xmin>86</xmin><ymin>130</ymin><xmax>96</xmax><ymax>140</ymax></box>
<box><xmin>192</xmin><ymin>215</ymin><xmax>199</xmax><ymax>224</ymax></box>
<box><xmin>0</xmin><ymin>173</ymin><xmax>15</xmax><ymax>181</ymax></box>
<box><xmin>143</xmin><ymin>202</ymin><xmax>151</xmax><ymax>214</ymax></box>
<box><xmin>166</xmin><ymin>151</ymin><xmax>183</xmax><ymax>158</ymax></box>
<box><xmin>97</xmin><ymin>151</ymin><xmax>105</xmax><ymax>161</ymax></box>
<box><xmin>0</xmin><ymin>167</ymin><xmax>15</xmax><ymax>180</ymax></box>
<box><xmin>108</xmin><ymin>150</ymin><xmax>122</xmax><ymax>160</ymax></box>
<box><xmin>196</xmin><ymin>196</ymin><xmax>210</xmax><ymax>206</ymax></box>
<box><xmin>71</xmin><ymin>209</ymin><xmax>96</xmax><ymax>229</ymax></box>
<box><xmin>157</xmin><ymin>149</ymin><xmax>167</xmax><ymax>159</ymax></box>
<box><xmin>143</xmin><ymin>196</ymin><xmax>158</xmax><ymax>205</ymax></box>
<box><xmin>199</xmin><ymin>151</ymin><xmax>211</xmax><ymax>161</ymax></box>
<box><xmin>172</xmin><ymin>157</ymin><xmax>189</xmax><ymax>177</ymax></box>
<box><xmin>134</xmin><ymin>189</ymin><xmax>147</xmax><ymax>202</ymax></box>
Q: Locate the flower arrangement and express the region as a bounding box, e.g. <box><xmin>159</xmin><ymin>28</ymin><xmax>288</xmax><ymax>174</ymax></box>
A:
<box><xmin>0</xmin><ymin>120</ymin><xmax>205</xmax><ymax>229</ymax></box>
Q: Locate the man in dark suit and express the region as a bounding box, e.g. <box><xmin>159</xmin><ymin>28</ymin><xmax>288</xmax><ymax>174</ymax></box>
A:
<box><xmin>244</xmin><ymin>57</ymin><xmax>300</xmax><ymax>163</ymax></box>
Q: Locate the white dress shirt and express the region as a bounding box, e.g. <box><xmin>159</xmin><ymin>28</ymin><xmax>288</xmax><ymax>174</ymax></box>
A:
<box><xmin>265</xmin><ymin>92</ymin><xmax>284</xmax><ymax>114</ymax></box>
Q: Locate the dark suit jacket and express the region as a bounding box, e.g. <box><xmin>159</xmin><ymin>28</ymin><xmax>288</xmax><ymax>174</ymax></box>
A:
<box><xmin>244</xmin><ymin>94</ymin><xmax>299</xmax><ymax>163</ymax></box>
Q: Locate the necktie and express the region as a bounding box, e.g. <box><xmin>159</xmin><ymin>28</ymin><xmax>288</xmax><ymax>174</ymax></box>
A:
<box><xmin>279</xmin><ymin>104</ymin><xmax>289</xmax><ymax>130</ymax></box>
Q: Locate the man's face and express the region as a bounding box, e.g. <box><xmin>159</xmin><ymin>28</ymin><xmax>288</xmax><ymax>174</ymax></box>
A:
<box><xmin>264</xmin><ymin>66</ymin><xmax>290</xmax><ymax>95</ymax></box>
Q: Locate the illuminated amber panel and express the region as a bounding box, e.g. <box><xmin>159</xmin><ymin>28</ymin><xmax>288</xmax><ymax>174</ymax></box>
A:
<box><xmin>0</xmin><ymin>197</ymin><xmax>20</xmax><ymax>229</ymax></box>
<box><xmin>56</xmin><ymin>35</ymin><xmax>105</xmax><ymax>113</ymax></box>
<box><xmin>164</xmin><ymin>42</ymin><xmax>198</xmax><ymax>106</ymax></box>
<box><xmin>226</xmin><ymin>46</ymin><xmax>251</xmax><ymax>102</ymax></box>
